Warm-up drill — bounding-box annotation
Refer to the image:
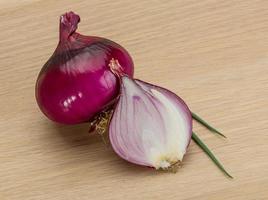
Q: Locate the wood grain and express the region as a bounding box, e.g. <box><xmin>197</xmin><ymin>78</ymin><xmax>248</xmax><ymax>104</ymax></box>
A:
<box><xmin>1</xmin><ymin>0</ymin><xmax>268</xmax><ymax>199</ymax></box>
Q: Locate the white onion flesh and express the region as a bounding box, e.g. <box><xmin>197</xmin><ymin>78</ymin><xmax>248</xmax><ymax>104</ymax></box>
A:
<box><xmin>109</xmin><ymin>76</ymin><xmax>192</xmax><ymax>169</ymax></box>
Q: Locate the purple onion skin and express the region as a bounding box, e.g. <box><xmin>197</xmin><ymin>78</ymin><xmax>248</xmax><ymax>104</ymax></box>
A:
<box><xmin>35</xmin><ymin>12</ymin><xmax>134</xmax><ymax>124</ymax></box>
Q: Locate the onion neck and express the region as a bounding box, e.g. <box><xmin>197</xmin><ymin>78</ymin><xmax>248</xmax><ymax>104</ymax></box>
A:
<box><xmin>109</xmin><ymin>58</ymin><xmax>126</xmax><ymax>77</ymax></box>
<box><xmin>59</xmin><ymin>11</ymin><xmax>80</xmax><ymax>42</ymax></box>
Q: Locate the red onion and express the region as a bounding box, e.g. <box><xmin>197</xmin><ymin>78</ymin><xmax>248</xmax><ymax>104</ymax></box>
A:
<box><xmin>109</xmin><ymin>60</ymin><xmax>192</xmax><ymax>169</ymax></box>
<box><xmin>35</xmin><ymin>12</ymin><xmax>134</xmax><ymax>124</ymax></box>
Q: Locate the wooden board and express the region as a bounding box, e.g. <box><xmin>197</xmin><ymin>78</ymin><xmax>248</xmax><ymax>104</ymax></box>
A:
<box><xmin>1</xmin><ymin>0</ymin><xmax>268</xmax><ymax>199</ymax></box>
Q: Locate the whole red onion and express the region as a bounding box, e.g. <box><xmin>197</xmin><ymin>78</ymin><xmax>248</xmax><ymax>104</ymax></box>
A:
<box><xmin>35</xmin><ymin>12</ymin><xmax>134</xmax><ymax>124</ymax></box>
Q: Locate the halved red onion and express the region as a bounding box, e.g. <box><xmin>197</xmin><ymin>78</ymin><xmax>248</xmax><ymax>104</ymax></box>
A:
<box><xmin>109</xmin><ymin>76</ymin><xmax>192</xmax><ymax>169</ymax></box>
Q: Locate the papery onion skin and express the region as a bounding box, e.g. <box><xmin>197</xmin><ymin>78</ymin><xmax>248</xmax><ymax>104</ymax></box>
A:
<box><xmin>35</xmin><ymin>12</ymin><xmax>134</xmax><ymax>124</ymax></box>
<box><xmin>109</xmin><ymin>75</ymin><xmax>192</xmax><ymax>169</ymax></box>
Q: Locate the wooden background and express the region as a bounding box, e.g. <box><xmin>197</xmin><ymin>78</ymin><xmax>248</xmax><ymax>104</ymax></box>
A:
<box><xmin>1</xmin><ymin>0</ymin><xmax>268</xmax><ymax>199</ymax></box>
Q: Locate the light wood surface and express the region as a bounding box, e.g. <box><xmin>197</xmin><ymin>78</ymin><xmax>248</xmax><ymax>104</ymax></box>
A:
<box><xmin>1</xmin><ymin>1</ymin><xmax>268</xmax><ymax>199</ymax></box>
